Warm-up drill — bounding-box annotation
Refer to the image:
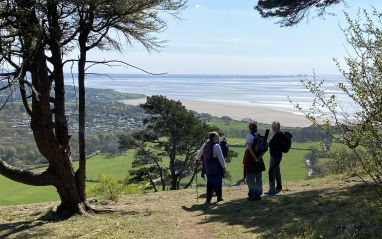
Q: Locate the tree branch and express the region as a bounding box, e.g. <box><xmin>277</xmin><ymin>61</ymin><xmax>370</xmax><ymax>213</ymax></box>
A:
<box><xmin>0</xmin><ymin>92</ymin><xmax>13</xmax><ymax>111</ymax></box>
<box><xmin>62</xmin><ymin>59</ymin><xmax>166</xmax><ymax>75</ymax></box>
<box><xmin>16</xmin><ymin>64</ymin><xmax>33</xmax><ymax>116</ymax></box>
<box><xmin>0</xmin><ymin>160</ymin><xmax>56</xmax><ymax>186</ymax></box>
<box><xmin>255</xmin><ymin>0</ymin><xmax>342</xmax><ymax>27</ymax></box>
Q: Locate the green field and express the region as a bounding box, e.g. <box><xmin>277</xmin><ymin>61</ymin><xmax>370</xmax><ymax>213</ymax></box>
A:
<box><xmin>0</xmin><ymin>140</ymin><xmax>313</xmax><ymax>206</ymax></box>
<box><xmin>226</xmin><ymin>138</ymin><xmax>313</xmax><ymax>183</ymax></box>
<box><xmin>209</xmin><ymin>118</ymin><xmax>270</xmax><ymax>134</ymax></box>
<box><xmin>0</xmin><ymin>151</ymin><xmax>134</xmax><ymax>206</ymax></box>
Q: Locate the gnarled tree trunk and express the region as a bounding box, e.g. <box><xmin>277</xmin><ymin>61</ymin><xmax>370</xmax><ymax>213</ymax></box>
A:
<box><xmin>0</xmin><ymin>1</ymin><xmax>89</xmax><ymax>214</ymax></box>
<box><xmin>30</xmin><ymin>39</ymin><xmax>88</xmax><ymax>214</ymax></box>
<box><xmin>0</xmin><ymin>0</ymin><xmax>185</xmax><ymax>215</ymax></box>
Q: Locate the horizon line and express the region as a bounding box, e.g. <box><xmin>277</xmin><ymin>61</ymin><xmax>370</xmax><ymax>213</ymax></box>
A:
<box><xmin>64</xmin><ymin>73</ymin><xmax>343</xmax><ymax>77</ymax></box>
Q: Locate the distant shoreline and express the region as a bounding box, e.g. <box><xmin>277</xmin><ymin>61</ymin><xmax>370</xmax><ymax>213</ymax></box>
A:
<box><xmin>80</xmin><ymin>75</ymin><xmax>349</xmax><ymax>124</ymax></box>
<box><xmin>123</xmin><ymin>98</ymin><xmax>312</xmax><ymax>128</ymax></box>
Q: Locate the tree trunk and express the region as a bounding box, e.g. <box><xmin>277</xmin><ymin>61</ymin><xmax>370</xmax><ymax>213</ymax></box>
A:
<box><xmin>148</xmin><ymin>178</ymin><xmax>158</xmax><ymax>192</ymax></box>
<box><xmin>169</xmin><ymin>140</ymin><xmax>177</xmax><ymax>190</ymax></box>
<box><xmin>170</xmin><ymin>172</ymin><xmax>178</xmax><ymax>190</ymax></box>
<box><xmin>177</xmin><ymin>154</ymin><xmax>195</xmax><ymax>189</ymax></box>
<box><xmin>30</xmin><ymin>46</ymin><xmax>88</xmax><ymax>213</ymax></box>
<box><xmin>76</xmin><ymin>11</ymin><xmax>93</xmax><ymax>202</ymax></box>
<box><xmin>53</xmin><ymin>153</ymin><xmax>87</xmax><ymax>214</ymax></box>
<box><xmin>176</xmin><ymin>177</ymin><xmax>181</xmax><ymax>190</ymax></box>
<box><xmin>183</xmin><ymin>166</ymin><xmax>198</xmax><ymax>189</ymax></box>
<box><xmin>151</xmin><ymin>157</ymin><xmax>166</xmax><ymax>191</ymax></box>
<box><xmin>11</xmin><ymin>3</ymin><xmax>90</xmax><ymax>214</ymax></box>
<box><xmin>158</xmin><ymin>167</ymin><xmax>166</xmax><ymax>191</ymax></box>
<box><xmin>1</xmin><ymin>152</ymin><xmax>83</xmax><ymax>214</ymax></box>
<box><xmin>76</xmin><ymin>44</ymin><xmax>87</xmax><ymax>201</ymax></box>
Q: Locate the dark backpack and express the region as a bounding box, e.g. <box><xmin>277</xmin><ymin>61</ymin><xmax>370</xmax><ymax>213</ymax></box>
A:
<box><xmin>251</xmin><ymin>133</ymin><xmax>268</xmax><ymax>154</ymax></box>
<box><xmin>202</xmin><ymin>142</ymin><xmax>223</xmax><ymax>176</ymax></box>
<box><xmin>219</xmin><ymin>138</ymin><xmax>229</xmax><ymax>158</ymax></box>
<box><xmin>281</xmin><ymin>132</ymin><xmax>293</xmax><ymax>153</ymax></box>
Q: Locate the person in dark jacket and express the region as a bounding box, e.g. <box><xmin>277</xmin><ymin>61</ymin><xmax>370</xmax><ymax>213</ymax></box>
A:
<box><xmin>267</xmin><ymin>121</ymin><xmax>284</xmax><ymax>195</ymax></box>
<box><xmin>195</xmin><ymin>132</ymin><xmax>226</xmax><ymax>204</ymax></box>
<box><xmin>243</xmin><ymin>122</ymin><xmax>265</xmax><ymax>201</ymax></box>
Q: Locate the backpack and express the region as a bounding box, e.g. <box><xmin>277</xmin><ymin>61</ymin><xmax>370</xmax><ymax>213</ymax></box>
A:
<box><xmin>281</xmin><ymin>132</ymin><xmax>293</xmax><ymax>153</ymax></box>
<box><xmin>219</xmin><ymin>138</ymin><xmax>229</xmax><ymax>158</ymax></box>
<box><xmin>251</xmin><ymin>132</ymin><xmax>268</xmax><ymax>154</ymax></box>
<box><xmin>202</xmin><ymin>142</ymin><xmax>223</xmax><ymax>176</ymax></box>
<box><xmin>202</xmin><ymin>141</ymin><xmax>214</xmax><ymax>158</ymax></box>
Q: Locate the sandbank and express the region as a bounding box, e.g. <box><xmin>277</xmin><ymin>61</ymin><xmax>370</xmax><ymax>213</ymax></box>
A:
<box><xmin>123</xmin><ymin>98</ymin><xmax>311</xmax><ymax>127</ymax></box>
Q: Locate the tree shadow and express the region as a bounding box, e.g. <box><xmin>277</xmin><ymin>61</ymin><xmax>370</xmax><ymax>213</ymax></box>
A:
<box><xmin>0</xmin><ymin>209</ymin><xmax>70</xmax><ymax>239</ymax></box>
<box><xmin>0</xmin><ymin>221</ymin><xmax>54</xmax><ymax>239</ymax></box>
<box><xmin>182</xmin><ymin>183</ymin><xmax>381</xmax><ymax>238</ymax></box>
<box><xmin>0</xmin><ymin>220</ymin><xmax>47</xmax><ymax>239</ymax></box>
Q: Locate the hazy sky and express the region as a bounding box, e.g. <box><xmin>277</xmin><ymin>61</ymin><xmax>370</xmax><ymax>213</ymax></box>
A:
<box><xmin>83</xmin><ymin>1</ymin><xmax>382</xmax><ymax>75</ymax></box>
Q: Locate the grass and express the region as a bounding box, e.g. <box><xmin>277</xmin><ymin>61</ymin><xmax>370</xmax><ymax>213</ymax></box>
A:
<box><xmin>0</xmin><ymin>176</ymin><xmax>381</xmax><ymax>239</ymax></box>
<box><xmin>0</xmin><ymin>177</ymin><xmax>58</xmax><ymax>206</ymax></box>
<box><xmin>0</xmin><ymin>140</ymin><xmax>313</xmax><ymax>206</ymax></box>
<box><xmin>81</xmin><ymin>152</ymin><xmax>134</xmax><ymax>180</ymax></box>
<box><xmin>0</xmin><ymin>151</ymin><xmax>135</xmax><ymax>206</ymax></box>
<box><xmin>225</xmin><ymin>138</ymin><xmax>312</xmax><ymax>183</ymax></box>
<box><xmin>209</xmin><ymin>118</ymin><xmax>270</xmax><ymax>132</ymax></box>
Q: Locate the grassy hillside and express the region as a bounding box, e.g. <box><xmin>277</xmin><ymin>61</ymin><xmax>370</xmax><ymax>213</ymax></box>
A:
<box><xmin>0</xmin><ymin>176</ymin><xmax>380</xmax><ymax>239</ymax></box>
<box><xmin>209</xmin><ymin>118</ymin><xmax>269</xmax><ymax>131</ymax></box>
<box><xmin>0</xmin><ymin>140</ymin><xmax>313</xmax><ymax>206</ymax></box>
<box><xmin>0</xmin><ymin>151</ymin><xmax>134</xmax><ymax>206</ymax></box>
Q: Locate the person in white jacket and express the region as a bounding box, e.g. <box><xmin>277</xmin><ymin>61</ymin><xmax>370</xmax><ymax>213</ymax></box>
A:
<box><xmin>195</xmin><ymin>132</ymin><xmax>226</xmax><ymax>204</ymax></box>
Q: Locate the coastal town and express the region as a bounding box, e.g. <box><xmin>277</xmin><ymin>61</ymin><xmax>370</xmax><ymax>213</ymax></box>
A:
<box><xmin>9</xmin><ymin>111</ymin><xmax>144</xmax><ymax>133</ymax></box>
<box><xmin>0</xmin><ymin>87</ymin><xmax>147</xmax><ymax>167</ymax></box>
<box><xmin>6</xmin><ymin>86</ymin><xmax>146</xmax><ymax>133</ymax></box>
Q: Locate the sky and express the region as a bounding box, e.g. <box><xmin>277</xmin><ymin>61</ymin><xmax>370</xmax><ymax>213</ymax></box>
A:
<box><xmin>83</xmin><ymin>0</ymin><xmax>382</xmax><ymax>75</ymax></box>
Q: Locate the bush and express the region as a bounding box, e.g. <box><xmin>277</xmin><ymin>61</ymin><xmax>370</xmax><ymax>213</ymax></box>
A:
<box><xmin>320</xmin><ymin>147</ymin><xmax>361</xmax><ymax>176</ymax></box>
<box><xmin>296</xmin><ymin>10</ymin><xmax>382</xmax><ymax>195</ymax></box>
<box><xmin>88</xmin><ymin>173</ymin><xmax>148</xmax><ymax>202</ymax></box>
<box><xmin>88</xmin><ymin>173</ymin><xmax>125</xmax><ymax>202</ymax></box>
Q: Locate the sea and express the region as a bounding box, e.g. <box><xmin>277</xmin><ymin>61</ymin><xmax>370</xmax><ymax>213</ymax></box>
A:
<box><xmin>67</xmin><ymin>74</ymin><xmax>355</xmax><ymax>115</ymax></box>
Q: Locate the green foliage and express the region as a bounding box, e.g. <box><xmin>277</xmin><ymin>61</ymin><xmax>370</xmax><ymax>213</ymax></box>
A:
<box><xmin>88</xmin><ymin>173</ymin><xmax>125</xmax><ymax>201</ymax></box>
<box><xmin>128</xmin><ymin>166</ymin><xmax>160</xmax><ymax>192</ymax></box>
<box><xmin>255</xmin><ymin>0</ymin><xmax>342</xmax><ymax>27</ymax></box>
<box><xmin>119</xmin><ymin>95</ymin><xmax>228</xmax><ymax>191</ymax></box>
<box><xmin>87</xmin><ymin>173</ymin><xmax>146</xmax><ymax>201</ymax></box>
<box><xmin>322</xmin><ymin>147</ymin><xmax>361</xmax><ymax>176</ymax></box>
<box><xmin>297</xmin><ymin>9</ymin><xmax>382</xmax><ymax>194</ymax></box>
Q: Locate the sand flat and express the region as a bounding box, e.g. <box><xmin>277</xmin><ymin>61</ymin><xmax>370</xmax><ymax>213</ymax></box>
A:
<box><xmin>123</xmin><ymin>98</ymin><xmax>311</xmax><ymax>127</ymax></box>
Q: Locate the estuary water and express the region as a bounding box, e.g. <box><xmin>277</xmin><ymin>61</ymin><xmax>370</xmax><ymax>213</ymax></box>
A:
<box><xmin>73</xmin><ymin>74</ymin><xmax>355</xmax><ymax>115</ymax></box>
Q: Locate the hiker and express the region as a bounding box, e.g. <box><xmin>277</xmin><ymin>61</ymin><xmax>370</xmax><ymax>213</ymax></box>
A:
<box><xmin>243</xmin><ymin>122</ymin><xmax>266</xmax><ymax>201</ymax></box>
<box><xmin>219</xmin><ymin>138</ymin><xmax>229</xmax><ymax>158</ymax></box>
<box><xmin>200</xmin><ymin>137</ymin><xmax>229</xmax><ymax>179</ymax></box>
<box><xmin>195</xmin><ymin>131</ymin><xmax>226</xmax><ymax>204</ymax></box>
<box><xmin>267</xmin><ymin>121</ymin><xmax>284</xmax><ymax>195</ymax></box>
